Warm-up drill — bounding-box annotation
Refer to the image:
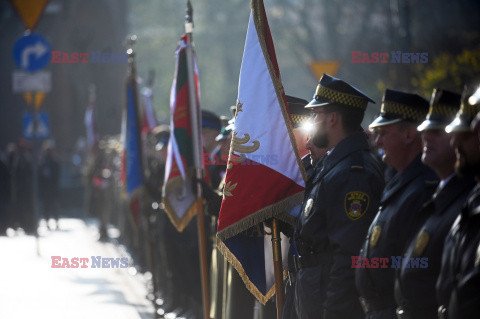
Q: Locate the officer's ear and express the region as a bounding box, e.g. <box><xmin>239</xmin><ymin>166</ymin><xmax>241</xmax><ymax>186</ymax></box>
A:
<box><xmin>403</xmin><ymin>124</ymin><xmax>418</xmax><ymax>144</ymax></box>
<box><xmin>328</xmin><ymin>112</ymin><xmax>339</xmax><ymax>127</ymax></box>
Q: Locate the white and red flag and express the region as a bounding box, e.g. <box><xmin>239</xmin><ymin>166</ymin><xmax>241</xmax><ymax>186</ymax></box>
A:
<box><xmin>216</xmin><ymin>0</ymin><xmax>306</xmax><ymax>303</ymax></box>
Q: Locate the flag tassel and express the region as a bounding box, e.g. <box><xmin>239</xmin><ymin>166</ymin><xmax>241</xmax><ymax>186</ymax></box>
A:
<box><xmin>271</xmin><ymin>218</ymin><xmax>285</xmax><ymax>318</ymax></box>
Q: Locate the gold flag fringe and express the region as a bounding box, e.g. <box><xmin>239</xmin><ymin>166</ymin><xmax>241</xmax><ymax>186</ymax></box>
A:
<box><xmin>162</xmin><ymin>168</ymin><xmax>203</xmax><ymax>232</ymax></box>
<box><xmin>163</xmin><ymin>196</ymin><xmax>203</xmax><ymax>232</ymax></box>
<box><xmin>217</xmin><ymin>191</ymin><xmax>303</xmax><ymax>241</ymax></box>
<box><xmin>217</xmin><ymin>238</ymin><xmax>288</xmax><ymax>305</ymax></box>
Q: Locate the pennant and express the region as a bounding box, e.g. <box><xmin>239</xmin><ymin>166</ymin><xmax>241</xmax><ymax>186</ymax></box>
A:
<box><xmin>84</xmin><ymin>101</ymin><xmax>98</xmax><ymax>153</ymax></box>
<box><xmin>163</xmin><ymin>35</ymin><xmax>202</xmax><ymax>232</ymax></box>
<box><xmin>120</xmin><ymin>108</ymin><xmax>126</xmax><ymax>186</ymax></box>
<box><xmin>216</xmin><ymin>0</ymin><xmax>306</xmax><ymax>304</ymax></box>
<box><xmin>125</xmin><ymin>76</ymin><xmax>144</xmax><ymax>194</ymax></box>
<box><xmin>141</xmin><ymin>87</ymin><xmax>158</xmax><ymax>135</ymax></box>
<box><xmin>119</xmin><ymin>73</ymin><xmax>146</xmax><ymax>232</ymax></box>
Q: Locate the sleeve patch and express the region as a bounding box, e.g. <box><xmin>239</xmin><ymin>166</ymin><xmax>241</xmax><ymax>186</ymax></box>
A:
<box><xmin>344</xmin><ymin>191</ymin><xmax>370</xmax><ymax>221</ymax></box>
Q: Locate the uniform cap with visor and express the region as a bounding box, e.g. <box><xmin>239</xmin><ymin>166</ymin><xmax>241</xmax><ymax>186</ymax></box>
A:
<box><xmin>445</xmin><ymin>85</ymin><xmax>480</xmax><ymax>133</ymax></box>
<box><xmin>305</xmin><ymin>73</ymin><xmax>375</xmax><ymax>111</ymax></box>
<box><xmin>417</xmin><ymin>88</ymin><xmax>461</xmax><ymax>132</ymax></box>
<box><xmin>369</xmin><ymin>89</ymin><xmax>429</xmax><ymax>129</ymax></box>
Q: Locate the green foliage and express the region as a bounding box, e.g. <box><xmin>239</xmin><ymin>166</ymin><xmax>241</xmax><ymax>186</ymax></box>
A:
<box><xmin>412</xmin><ymin>48</ymin><xmax>480</xmax><ymax>96</ymax></box>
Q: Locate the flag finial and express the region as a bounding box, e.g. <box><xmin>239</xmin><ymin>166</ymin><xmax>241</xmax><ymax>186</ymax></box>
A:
<box><xmin>125</xmin><ymin>35</ymin><xmax>137</xmax><ymax>60</ymax></box>
<box><xmin>88</xmin><ymin>84</ymin><xmax>96</xmax><ymax>104</ymax></box>
<box><xmin>185</xmin><ymin>0</ymin><xmax>193</xmax><ymax>33</ymax></box>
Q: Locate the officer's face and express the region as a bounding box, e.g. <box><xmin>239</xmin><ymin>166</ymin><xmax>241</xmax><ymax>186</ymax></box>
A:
<box><xmin>305</xmin><ymin>136</ymin><xmax>327</xmax><ymax>165</ymax></box>
<box><xmin>202</xmin><ymin>128</ymin><xmax>220</xmax><ymax>154</ymax></box>
<box><xmin>421</xmin><ymin>129</ymin><xmax>455</xmax><ymax>177</ymax></box>
<box><xmin>450</xmin><ymin>131</ymin><xmax>480</xmax><ymax>177</ymax></box>
<box><xmin>293</xmin><ymin>128</ymin><xmax>309</xmax><ymax>158</ymax></box>
<box><xmin>374</xmin><ymin>123</ymin><xmax>410</xmax><ymax>171</ymax></box>
<box><xmin>311</xmin><ymin>112</ymin><xmax>329</xmax><ymax>148</ymax></box>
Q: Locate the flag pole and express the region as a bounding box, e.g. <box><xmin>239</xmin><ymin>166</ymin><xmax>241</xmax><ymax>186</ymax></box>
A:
<box><xmin>126</xmin><ymin>34</ymin><xmax>157</xmax><ymax>301</ymax></box>
<box><xmin>271</xmin><ymin>218</ymin><xmax>284</xmax><ymax>318</ymax></box>
<box><xmin>32</xmin><ymin>93</ymin><xmax>40</xmax><ymax>256</ymax></box>
<box><xmin>185</xmin><ymin>1</ymin><xmax>210</xmax><ymax>319</ymax></box>
<box><xmin>125</xmin><ymin>34</ymin><xmax>142</xmax><ymax>171</ymax></box>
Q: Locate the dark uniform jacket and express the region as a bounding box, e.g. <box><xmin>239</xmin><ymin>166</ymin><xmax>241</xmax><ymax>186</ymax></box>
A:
<box><xmin>437</xmin><ymin>183</ymin><xmax>480</xmax><ymax>319</ymax></box>
<box><xmin>394</xmin><ymin>175</ymin><xmax>475</xmax><ymax>319</ymax></box>
<box><xmin>355</xmin><ymin>155</ymin><xmax>438</xmax><ymax>316</ymax></box>
<box><xmin>293</xmin><ymin>131</ymin><xmax>385</xmax><ymax>319</ymax></box>
<box><xmin>282</xmin><ymin>154</ymin><xmax>315</xmax><ymax>319</ymax></box>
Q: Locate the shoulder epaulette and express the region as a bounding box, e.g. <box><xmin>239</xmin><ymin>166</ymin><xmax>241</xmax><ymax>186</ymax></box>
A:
<box><xmin>349</xmin><ymin>152</ymin><xmax>365</xmax><ymax>171</ymax></box>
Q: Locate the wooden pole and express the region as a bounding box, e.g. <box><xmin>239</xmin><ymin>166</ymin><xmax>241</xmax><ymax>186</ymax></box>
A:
<box><xmin>126</xmin><ymin>34</ymin><xmax>159</xmax><ymax>301</ymax></box>
<box><xmin>196</xmin><ymin>197</ymin><xmax>210</xmax><ymax>319</ymax></box>
<box><xmin>271</xmin><ymin>218</ymin><xmax>284</xmax><ymax>319</ymax></box>
<box><xmin>185</xmin><ymin>2</ymin><xmax>210</xmax><ymax>318</ymax></box>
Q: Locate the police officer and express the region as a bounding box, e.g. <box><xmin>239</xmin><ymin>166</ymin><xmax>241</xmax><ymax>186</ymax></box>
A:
<box><xmin>292</xmin><ymin>74</ymin><xmax>385</xmax><ymax>319</ymax></box>
<box><xmin>394</xmin><ymin>89</ymin><xmax>475</xmax><ymax>319</ymax></box>
<box><xmin>143</xmin><ymin>126</ymin><xmax>174</xmax><ymax>309</ymax></box>
<box><xmin>202</xmin><ymin>110</ymin><xmax>223</xmax><ymax>155</ymax></box>
<box><xmin>356</xmin><ymin>89</ymin><xmax>438</xmax><ymax>319</ymax></box>
<box><xmin>282</xmin><ymin>95</ymin><xmax>326</xmax><ymax>319</ymax></box>
<box><xmin>204</xmin><ymin>116</ymin><xmax>236</xmax><ymax>319</ymax></box>
<box><xmin>436</xmin><ymin>86</ymin><xmax>480</xmax><ymax>319</ymax></box>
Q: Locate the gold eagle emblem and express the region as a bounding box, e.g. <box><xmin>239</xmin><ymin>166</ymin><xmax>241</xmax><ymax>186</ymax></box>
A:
<box><xmin>231</xmin><ymin>132</ymin><xmax>260</xmax><ymax>154</ymax></box>
<box><xmin>370</xmin><ymin>225</ymin><xmax>381</xmax><ymax>248</ymax></box>
<box><xmin>413</xmin><ymin>231</ymin><xmax>429</xmax><ymax>257</ymax></box>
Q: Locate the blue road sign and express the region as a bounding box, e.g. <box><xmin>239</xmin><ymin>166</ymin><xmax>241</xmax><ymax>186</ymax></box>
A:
<box><xmin>13</xmin><ymin>33</ymin><xmax>51</xmax><ymax>72</ymax></box>
<box><xmin>23</xmin><ymin>112</ymin><xmax>50</xmax><ymax>139</ymax></box>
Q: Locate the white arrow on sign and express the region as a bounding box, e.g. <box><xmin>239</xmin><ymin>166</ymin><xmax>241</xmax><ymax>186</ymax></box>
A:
<box><xmin>21</xmin><ymin>41</ymin><xmax>48</xmax><ymax>69</ymax></box>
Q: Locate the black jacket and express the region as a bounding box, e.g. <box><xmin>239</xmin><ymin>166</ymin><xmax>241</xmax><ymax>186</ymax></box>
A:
<box><xmin>437</xmin><ymin>183</ymin><xmax>480</xmax><ymax>319</ymax></box>
<box><xmin>293</xmin><ymin>131</ymin><xmax>385</xmax><ymax>318</ymax></box>
<box><xmin>356</xmin><ymin>155</ymin><xmax>438</xmax><ymax>306</ymax></box>
<box><xmin>395</xmin><ymin>175</ymin><xmax>475</xmax><ymax>319</ymax></box>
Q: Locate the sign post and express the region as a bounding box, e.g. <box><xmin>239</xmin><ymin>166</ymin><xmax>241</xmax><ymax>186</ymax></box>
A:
<box><xmin>12</xmin><ymin>31</ymin><xmax>51</xmax><ymax>255</ymax></box>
